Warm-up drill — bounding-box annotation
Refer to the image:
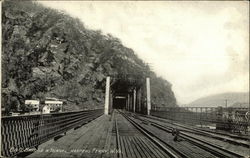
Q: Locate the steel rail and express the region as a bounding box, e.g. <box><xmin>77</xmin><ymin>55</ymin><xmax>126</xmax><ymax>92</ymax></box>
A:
<box><xmin>119</xmin><ymin>111</ymin><xmax>183</xmax><ymax>158</ymax></box>
<box><xmin>147</xmin><ymin>120</ymin><xmax>245</xmax><ymax>158</ymax></box>
<box><xmin>115</xmin><ymin>114</ymin><xmax>122</xmax><ymax>158</ymax></box>
<box><xmin>140</xmin><ymin>114</ymin><xmax>250</xmax><ymax>146</ymax></box>
<box><xmin>144</xmin><ymin>114</ymin><xmax>250</xmax><ymax>141</ymax></box>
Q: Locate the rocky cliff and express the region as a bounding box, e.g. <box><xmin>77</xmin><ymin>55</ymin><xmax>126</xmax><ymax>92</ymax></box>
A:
<box><xmin>2</xmin><ymin>1</ymin><xmax>177</xmax><ymax>113</ymax></box>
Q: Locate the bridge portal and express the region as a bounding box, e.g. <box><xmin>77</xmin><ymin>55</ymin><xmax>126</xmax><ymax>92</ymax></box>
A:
<box><xmin>104</xmin><ymin>76</ymin><xmax>151</xmax><ymax>115</ymax></box>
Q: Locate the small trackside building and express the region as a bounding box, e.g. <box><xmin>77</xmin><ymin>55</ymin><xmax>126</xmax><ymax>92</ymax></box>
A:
<box><xmin>44</xmin><ymin>100</ymin><xmax>63</xmax><ymax>113</ymax></box>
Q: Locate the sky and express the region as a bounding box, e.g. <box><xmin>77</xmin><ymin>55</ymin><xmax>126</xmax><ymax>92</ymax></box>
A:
<box><xmin>39</xmin><ymin>1</ymin><xmax>249</xmax><ymax>104</ymax></box>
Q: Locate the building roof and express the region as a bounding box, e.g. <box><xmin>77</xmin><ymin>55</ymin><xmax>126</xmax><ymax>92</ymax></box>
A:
<box><xmin>25</xmin><ymin>100</ymin><xmax>40</xmax><ymax>105</ymax></box>
<box><xmin>45</xmin><ymin>97</ymin><xmax>59</xmax><ymax>101</ymax></box>
<box><xmin>45</xmin><ymin>100</ymin><xmax>63</xmax><ymax>104</ymax></box>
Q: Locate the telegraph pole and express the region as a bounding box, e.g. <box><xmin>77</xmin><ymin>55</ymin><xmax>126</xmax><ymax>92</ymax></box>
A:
<box><xmin>146</xmin><ymin>77</ymin><xmax>151</xmax><ymax>115</ymax></box>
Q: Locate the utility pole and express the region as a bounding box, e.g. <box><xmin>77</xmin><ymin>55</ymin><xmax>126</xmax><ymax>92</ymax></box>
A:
<box><xmin>146</xmin><ymin>77</ymin><xmax>151</xmax><ymax>115</ymax></box>
<box><xmin>225</xmin><ymin>99</ymin><xmax>228</xmax><ymax>108</ymax></box>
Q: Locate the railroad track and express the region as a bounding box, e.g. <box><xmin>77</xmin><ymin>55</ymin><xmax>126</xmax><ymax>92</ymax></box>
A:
<box><xmin>113</xmin><ymin>110</ymin><xmax>180</xmax><ymax>158</ymax></box>
<box><xmin>115</xmin><ymin>117</ymin><xmax>122</xmax><ymax>158</ymax></box>
<box><xmin>150</xmin><ymin>122</ymin><xmax>244</xmax><ymax>158</ymax></box>
<box><xmin>134</xmin><ymin>113</ymin><xmax>246</xmax><ymax>158</ymax></box>
<box><xmin>119</xmin><ymin>111</ymin><xmax>245</xmax><ymax>158</ymax></box>
<box><xmin>118</xmin><ymin>110</ymin><xmax>216</xmax><ymax>158</ymax></box>
<box><xmin>138</xmin><ymin>114</ymin><xmax>250</xmax><ymax>147</ymax></box>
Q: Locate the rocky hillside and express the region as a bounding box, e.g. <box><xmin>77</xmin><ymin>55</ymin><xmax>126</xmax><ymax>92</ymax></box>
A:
<box><xmin>2</xmin><ymin>1</ymin><xmax>177</xmax><ymax>113</ymax></box>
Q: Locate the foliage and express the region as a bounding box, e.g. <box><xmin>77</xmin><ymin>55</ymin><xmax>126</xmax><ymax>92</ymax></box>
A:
<box><xmin>2</xmin><ymin>1</ymin><xmax>177</xmax><ymax>113</ymax></box>
<box><xmin>20</xmin><ymin>104</ymin><xmax>33</xmax><ymax>113</ymax></box>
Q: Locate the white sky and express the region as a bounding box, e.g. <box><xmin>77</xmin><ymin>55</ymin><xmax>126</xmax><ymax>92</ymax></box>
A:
<box><xmin>39</xmin><ymin>1</ymin><xmax>249</xmax><ymax>104</ymax></box>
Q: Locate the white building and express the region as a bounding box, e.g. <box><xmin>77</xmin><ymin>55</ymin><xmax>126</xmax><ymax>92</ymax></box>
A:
<box><xmin>45</xmin><ymin>100</ymin><xmax>63</xmax><ymax>113</ymax></box>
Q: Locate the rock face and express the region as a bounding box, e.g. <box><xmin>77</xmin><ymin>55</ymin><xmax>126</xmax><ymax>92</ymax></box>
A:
<box><xmin>2</xmin><ymin>1</ymin><xmax>177</xmax><ymax>113</ymax></box>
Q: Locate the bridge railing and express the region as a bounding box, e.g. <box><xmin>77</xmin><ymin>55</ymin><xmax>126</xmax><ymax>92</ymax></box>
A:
<box><xmin>151</xmin><ymin>107</ymin><xmax>249</xmax><ymax>133</ymax></box>
<box><xmin>1</xmin><ymin>109</ymin><xmax>103</xmax><ymax>157</ymax></box>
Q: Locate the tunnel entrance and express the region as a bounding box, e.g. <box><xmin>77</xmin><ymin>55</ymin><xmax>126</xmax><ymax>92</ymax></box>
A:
<box><xmin>104</xmin><ymin>75</ymin><xmax>151</xmax><ymax>115</ymax></box>
<box><xmin>111</xmin><ymin>78</ymin><xmax>135</xmax><ymax>111</ymax></box>
<box><xmin>113</xmin><ymin>96</ymin><xmax>126</xmax><ymax>109</ymax></box>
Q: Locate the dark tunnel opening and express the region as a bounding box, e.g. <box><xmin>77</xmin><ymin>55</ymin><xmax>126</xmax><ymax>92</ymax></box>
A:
<box><xmin>110</xmin><ymin>76</ymin><xmax>145</xmax><ymax>111</ymax></box>
<box><xmin>113</xmin><ymin>96</ymin><xmax>126</xmax><ymax>109</ymax></box>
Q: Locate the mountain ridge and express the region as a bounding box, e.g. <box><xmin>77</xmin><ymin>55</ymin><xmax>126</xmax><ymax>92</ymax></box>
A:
<box><xmin>185</xmin><ymin>92</ymin><xmax>249</xmax><ymax>107</ymax></box>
